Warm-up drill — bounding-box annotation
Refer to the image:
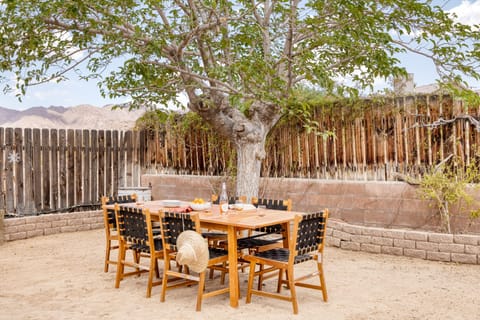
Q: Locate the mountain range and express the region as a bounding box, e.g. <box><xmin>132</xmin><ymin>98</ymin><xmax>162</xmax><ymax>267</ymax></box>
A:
<box><xmin>0</xmin><ymin>104</ymin><xmax>146</xmax><ymax>130</ymax></box>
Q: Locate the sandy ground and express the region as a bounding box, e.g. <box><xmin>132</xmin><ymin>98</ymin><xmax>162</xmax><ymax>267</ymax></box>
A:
<box><xmin>0</xmin><ymin>229</ymin><xmax>479</xmax><ymax>320</ymax></box>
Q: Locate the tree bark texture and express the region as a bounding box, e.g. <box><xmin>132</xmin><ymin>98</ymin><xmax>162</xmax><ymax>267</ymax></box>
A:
<box><xmin>235</xmin><ymin>141</ymin><xmax>264</xmax><ymax>201</ymax></box>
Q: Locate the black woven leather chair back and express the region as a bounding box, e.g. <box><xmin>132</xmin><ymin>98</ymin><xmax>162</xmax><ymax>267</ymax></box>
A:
<box><xmin>106</xmin><ymin>194</ymin><xmax>137</xmax><ymax>205</ymax></box>
<box><xmin>295</xmin><ymin>211</ymin><xmax>328</xmax><ymax>256</ymax></box>
<box><xmin>104</xmin><ymin>194</ymin><xmax>137</xmax><ymax>228</ymax></box>
<box><xmin>211</xmin><ymin>195</ymin><xmax>246</xmax><ymax>205</ymax></box>
<box><xmin>253</xmin><ymin>198</ymin><xmax>288</xmax><ymax>210</ymax></box>
<box><xmin>116</xmin><ymin>206</ymin><xmax>149</xmax><ymax>251</ymax></box>
<box><xmin>161</xmin><ymin>212</ymin><xmax>198</xmax><ymax>251</ymax></box>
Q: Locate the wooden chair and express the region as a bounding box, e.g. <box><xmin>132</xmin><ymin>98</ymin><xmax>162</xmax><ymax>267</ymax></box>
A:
<box><xmin>244</xmin><ymin>210</ymin><xmax>329</xmax><ymax>314</ymax></box>
<box><xmin>101</xmin><ymin>194</ymin><xmax>137</xmax><ymax>272</ymax></box>
<box><xmin>114</xmin><ymin>205</ymin><xmax>164</xmax><ymax>298</ymax></box>
<box><xmin>159</xmin><ymin>211</ymin><xmax>230</xmax><ymax>311</ymax></box>
<box><xmin>236</xmin><ymin>197</ymin><xmax>292</xmax><ymax>252</ymax></box>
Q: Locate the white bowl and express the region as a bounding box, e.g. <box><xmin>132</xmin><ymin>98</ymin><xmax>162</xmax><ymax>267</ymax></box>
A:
<box><xmin>190</xmin><ymin>202</ymin><xmax>212</xmax><ymax>211</ymax></box>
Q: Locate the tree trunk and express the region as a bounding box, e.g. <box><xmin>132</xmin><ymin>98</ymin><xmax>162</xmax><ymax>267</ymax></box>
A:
<box><xmin>235</xmin><ymin>140</ymin><xmax>265</xmax><ymax>201</ymax></box>
<box><xmin>441</xmin><ymin>202</ymin><xmax>451</xmax><ymax>234</ymax></box>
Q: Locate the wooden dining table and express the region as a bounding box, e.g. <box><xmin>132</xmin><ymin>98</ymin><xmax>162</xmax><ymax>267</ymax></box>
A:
<box><xmin>107</xmin><ymin>200</ymin><xmax>301</xmax><ymax>308</ymax></box>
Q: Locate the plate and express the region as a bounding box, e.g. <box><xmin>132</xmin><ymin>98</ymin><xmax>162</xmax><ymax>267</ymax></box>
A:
<box><xmin>160</xmin><ymin>200</ymin><xmax>182</xmax><ymax>207</ymax></box>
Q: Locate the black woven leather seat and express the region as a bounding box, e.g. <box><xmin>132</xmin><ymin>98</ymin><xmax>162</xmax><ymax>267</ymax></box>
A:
<box><xmin>236</xmin><ymin>198</ymin><xmax>292</xmax><ymax>251</ymax></box>
<box><xmin>159</xmin><ymin>211</ymin><xmax>229</xmax><ymax>311</ymax></box>
<box><xmin>237</xmin><ymin>235</ymin><xmax>282</xmax><ymax>250</ymax></box>
<box><xmin>208</xmin><ymin>247</ymin><xmax>230</xmax><ymax>259</ymax></box>
<box><xmin>252</xmin><ymin>248</ymin><xmax>314</xmax><ymax>264</ymax></box>
<box><xmin>244</xmin><ymin>210</ymin><xmax>329</xmax><ymax>315</ymax></box>
<box><xmin>114</xmin><ymin>205</ymin><xmax>164</xmax><ymax>298</ymax></box>
<box><xmin>101</xmin><ymin>194</ymin><xmax>137</xmax><ymax>272</ymax></box>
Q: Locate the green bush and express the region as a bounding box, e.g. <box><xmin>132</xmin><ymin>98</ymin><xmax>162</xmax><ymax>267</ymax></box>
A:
<box><xmin>418</xmin><ymin>156</ymin><xmax>480</xmax><ymax>233</ymax></box>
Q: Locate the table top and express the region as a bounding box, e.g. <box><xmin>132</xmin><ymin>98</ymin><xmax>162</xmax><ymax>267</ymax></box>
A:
<box><xmin>107</xmin><ymin>200</ymin><xmax>300</xmax><ymax>229</ymax></box>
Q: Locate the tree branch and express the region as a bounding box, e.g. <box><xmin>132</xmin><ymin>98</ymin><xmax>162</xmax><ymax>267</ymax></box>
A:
<box><xmin>411</xmin><ymin>114</ymin><xmax>480</xmax><ymax>132</ymax></box>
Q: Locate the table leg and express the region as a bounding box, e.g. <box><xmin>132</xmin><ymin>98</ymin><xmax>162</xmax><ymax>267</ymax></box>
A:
<box><xmin>227</xmin><ymin>225</ymin><xmax>239</xmax><ymax>307</ymax></box>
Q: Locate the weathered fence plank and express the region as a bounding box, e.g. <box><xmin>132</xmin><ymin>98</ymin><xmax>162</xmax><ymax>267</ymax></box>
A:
<box><xmin>0</xmin><ymin>128</ymin><xmax>4</xmax><ymax>213</ymax></box>
<box><xmin>23</xmin><ymin>128</ymin><xmax>34</xmax><ymax>215</ymax></box>
<box><xmin>118</xmin><ymin>131</ymin><xmax>126</xmax><ymax>188</ymax></box>
<box><xmin>125</xmin><ymin>131</ymin><xmax>133</xmax><ymax>186</ymax></box>
<box><xmin>97</xmin><ymin>130</ymin><xmax>105</xmax><ymax>198</ymax></box>
<box><xmin>105</xmin><ymin>130</ymin><xmax>113</xmax><ymax>196</ymax></box>
<box><xmin>75</xmin><ymin>130</ymin><xmax>82</xmax><ymax>205</ymax></box>
<box><xmin>67</xmin><ymin>129</ymin><xmax>75</xmax><ymax>208</ymax></box>
<box><xmin>51</xmin><ymin>129</ymin><xmax>58</xmax><ymax>211</ymax></box>
<box><xmin>14</xmin><ymin>128</ymin><xmax>24</xmax><ymax>214</ymax></box>
<box><xmin>33</xmin><ymin>129</ymin><xmax>42</xmax><ymax>212</ymax></box>
<box><xmin>90</xmin><ymin>130</ymin><xmax>98</xmax><ymax>202</ymax></box>
<box><xmin>42</xmin><ymin>129</ymin><xmax>50</xmax><ymax>211</ymax></box>
<box><xmin>132</xmin><ymin>130</ymin><xmax>140</xmax><ymax>186</ymax></box>
<box><xmin>112</xmin><ymin>130</ymin><xmax>119</xmax><ymax>197</ymax></box>
<box><xmin>83</xmin><ymin>130</ymin><xmax>91</xmax><ymax>205</ymax></box>
<box><xmin>59</xmin><ymin>129</ymin><xmax>67</xmax><ymax>209</ymax></box>
<box><xmin>4</xmin><ymin>128</ymin><xmax>14</xmax><ymax>214</ymax></box>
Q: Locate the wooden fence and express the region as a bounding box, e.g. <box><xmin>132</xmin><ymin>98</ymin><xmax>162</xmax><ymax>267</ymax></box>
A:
<box><xmin>142</xmin><ymin>94</ymin><xmax>480</xmax><ymax>180</ymax></box>
<box><xmin>262</xmin><ymin>94</ymin><xmax>480</xmax><ymax>180</ymax></box>
<box><xmin>1</xmin><ymin>93</ymin><xmax>479</xmax><ymax>215</ymax></box>
<box><xmin>0</xmin><ymin>128</ymin><xmax>146</xmax><ymax>216</ymax></box>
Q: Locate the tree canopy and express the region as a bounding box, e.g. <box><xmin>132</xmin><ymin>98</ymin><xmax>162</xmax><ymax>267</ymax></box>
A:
<box><xmin>1</xmin><ymin>0</ymin><xmax>480</xmax><ymax>198</ymax></box>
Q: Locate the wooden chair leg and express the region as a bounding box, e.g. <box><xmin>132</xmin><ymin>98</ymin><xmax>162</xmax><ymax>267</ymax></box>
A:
<box><xmin>257</xmin><ymin>264</ymin><xmax>264</xmax><ymax>290</ymax></box>
<box><xmin>287</xmin><ymin>267</ymin><xmax>298</xmax><ymax>315</ymax></box>
<box><xmin>220</xmin><ymin>262</ymin><xmax>227</xmax><ymax>285</ymax></box>
<box><xmin>133</xmin><ymin>250</ymin><xmax>141</xmax><ymax>273</ymax></box>
<box><xmin>245</xmin><ymin>261</ymin><xmax>256</xmax><ymax>304</ymax></box>
<box><xmin>283</xmin><ymin>269</ymin><xmax>290</xmax><ymax>290</ymax></box>
<box><xmin>237</xmin><ymin>272</ymin><xmax>241</xmax><ymax>299</ymax></box>
<box><xmin>146</xmin><ymin>255</ymin><xmax>156</xmax><ymax>298</ymax></box>
<box><xmin>155</xmin><ymin>259</ymin><xmax>160</xmax><ymax>278</ymax></box>
<box><xmin>317</xmin><ymin>262</ymin><xmax>328</xmax><ymax>302</ymax></box>
<box><xmin>277</xmin><ymin>267</ymin><xmax>284</xmax><ymax>293</ymax></box>
<box><xmin>160</xmin><ymin>256</ymin><xmax>171</xmax><ymax>302</ymax></box>
<box><xmin>196</xmin><ymin>272</ymin><xmax>206</xmax><ymax>311</ymax></box>
<box><xmin>104</xmin><ymin>239</ymin><xmax>111</xmax><ymax>272</ymax></box>
<box><xmin>115</xmin><ymin>242</ymin><xmax>126</xmax><ymax>288</ymax></box>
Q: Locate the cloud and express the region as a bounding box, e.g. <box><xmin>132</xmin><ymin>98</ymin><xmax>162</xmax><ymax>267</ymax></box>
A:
<box><xmin>448</xmin><ymin>0</ymin><xmax>480</xmax><ymax>26</ymax></box>
<box><xmin>48</xmin><ymin>31</ymin><xmax>86</xmax><ymax>61</ymax></box>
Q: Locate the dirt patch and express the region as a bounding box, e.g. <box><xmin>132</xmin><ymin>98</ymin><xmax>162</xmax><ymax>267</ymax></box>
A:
<box><xmin>1</xmin><ymin>229</ymin><xmax>479</xmax><ymax>319</ymax></box>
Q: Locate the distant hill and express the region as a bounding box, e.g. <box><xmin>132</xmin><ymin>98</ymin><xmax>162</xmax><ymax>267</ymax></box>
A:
<box><xmin>0</xmin><ymin>104</ymin><xmax>146</xmax><ymax>130</ymax></box>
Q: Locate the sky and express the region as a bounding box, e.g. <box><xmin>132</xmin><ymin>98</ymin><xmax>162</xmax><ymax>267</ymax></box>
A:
<box><xmin>1</xmin><ymin>0</ymin><xmax>479</xmax><ymax>111</ymax></box>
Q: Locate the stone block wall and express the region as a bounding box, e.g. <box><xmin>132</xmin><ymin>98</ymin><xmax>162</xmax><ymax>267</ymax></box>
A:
<box><xmin>3</xmin><ymin>210</ymin><xmax>103</xmax><ymax>241</ymax></box>
<box><xmin>3</xmin><ymin>208</ymin><xmax>478</xmax><ymax>265</ymax></box>
<box><xmin>326</xmin><ymin>219</ymin><xmax>480</xmax><ymax>264</ymax></box>
<box><xmin>2</xmin><ymin>207</ymin><xmax>479</xmax><ymax>265</ymax></box>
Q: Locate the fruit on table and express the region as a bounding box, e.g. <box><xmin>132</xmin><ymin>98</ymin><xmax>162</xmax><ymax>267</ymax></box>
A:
<box><xmin>192</xmin><ymin>198</ymin><xmax>205</xmax><ymax>204</ymax></box>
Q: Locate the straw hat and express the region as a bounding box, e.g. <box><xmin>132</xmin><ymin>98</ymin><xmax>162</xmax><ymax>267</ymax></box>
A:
<box><xmin>176</xmin><ymin>230</ymin><xmax>209</xmax><ymax>273</ymax></box>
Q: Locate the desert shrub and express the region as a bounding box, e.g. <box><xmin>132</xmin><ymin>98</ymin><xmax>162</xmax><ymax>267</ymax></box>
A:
<box><xmin>418</xmin><ymin>156</ymin><xmax>480</xmax><ymax>233</ymax></box>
